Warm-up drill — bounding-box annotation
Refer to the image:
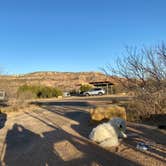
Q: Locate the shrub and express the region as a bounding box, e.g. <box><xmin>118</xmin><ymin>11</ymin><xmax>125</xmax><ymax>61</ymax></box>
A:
<box><xmin>112</xmin><ymin>85</ymin><xmax>125</xmax><ymax>94</ymax></box>
<box><xmin>17</xmin><ymin>85</ymin><xmax>63</xmax><ymax>99</ymax></box>
<box><xmin>80</xmin><ymin>84</ymin><xmax>93</xmax><ymax>92</ymax></box>
<box><xmin>18</xmin><ymin>90</ymin><xmax>37</xmax><ymax>100</ymax></box>
<box><xmin>90</xmin><ymin>105</ymin><xmax>127</xmax><ymax>123</ymax></box>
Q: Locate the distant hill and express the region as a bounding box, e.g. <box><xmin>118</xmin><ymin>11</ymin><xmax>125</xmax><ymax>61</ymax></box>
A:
<box><xmin>0</xmin><ymin>71</ymin><xmax>118</xmax><ymax>98</ymax></box>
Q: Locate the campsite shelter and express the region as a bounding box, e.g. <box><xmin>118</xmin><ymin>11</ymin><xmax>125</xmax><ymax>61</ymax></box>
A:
<box><xmin>89</xmin><ymin>81</ymin><xmax>114</xmax><ymax>94</ymax></box>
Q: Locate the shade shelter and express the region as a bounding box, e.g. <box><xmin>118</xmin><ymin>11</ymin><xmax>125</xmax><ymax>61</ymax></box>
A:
<box><xmin>89</xmin><ymin>81</ymin><xmax>114</xmax><ymax>95</ymax></box>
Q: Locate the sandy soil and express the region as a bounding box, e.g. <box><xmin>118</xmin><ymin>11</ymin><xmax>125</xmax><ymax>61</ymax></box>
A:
<box><xmin>0</xmin><ymin>97</ymin><xmax>165</xmax><ymax>166</ymax></box>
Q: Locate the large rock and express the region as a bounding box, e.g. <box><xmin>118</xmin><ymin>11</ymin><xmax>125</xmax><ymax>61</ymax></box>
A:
<box><xmin>90</xmin><ymin>105</ymin><xmax>126</xmax><ymax>123</ymax></box>
<box><xmin>89</xmin><ymin>118</ymin><xmax>127</xmax><ymax>148</ymax></box>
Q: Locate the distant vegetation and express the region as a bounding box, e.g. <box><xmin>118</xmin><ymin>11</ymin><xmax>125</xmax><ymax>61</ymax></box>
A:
<box><xmin>80</xmin><ymin>84</ymin><xmax>93</xmax><ymax>92</ymax></box>
<box><xmin>17</xmin><ymin>85</ymin><xmax>63</xmax><ymax>99</ymax></box>
<box><xmin>112</xmin><ymin>84</ymin><xmax>125</xmax><ymax>94</ymax></box>
<box><xmin>0</xmin><ymin>71</ymin><xmax>113</xmax><ymax>100</ymax></box>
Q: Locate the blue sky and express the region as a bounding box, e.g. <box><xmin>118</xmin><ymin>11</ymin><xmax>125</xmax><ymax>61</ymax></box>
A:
<box><xmin>0</xmin><ymin>0</ymin><xmax>166</xmax><ymax>74</ymax></box>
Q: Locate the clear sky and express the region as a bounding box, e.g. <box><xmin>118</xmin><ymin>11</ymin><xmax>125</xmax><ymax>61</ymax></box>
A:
<box><xmin>0</xmin><ymin>0</ymin><xmax>166</xmax><ymax>74</ymax></box>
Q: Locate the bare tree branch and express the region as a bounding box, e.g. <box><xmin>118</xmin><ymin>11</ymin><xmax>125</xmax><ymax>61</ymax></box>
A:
<box><xmin>105</xmin><ymin>43</ymin><xmax>166</xmax><ymax>118</ymax></box>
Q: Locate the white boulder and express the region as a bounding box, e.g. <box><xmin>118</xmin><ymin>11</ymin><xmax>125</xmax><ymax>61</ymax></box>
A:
<box><xmin>89</xmin><ymin>117</ymin><xmax>127</xmax><ymax>148</ymax></box>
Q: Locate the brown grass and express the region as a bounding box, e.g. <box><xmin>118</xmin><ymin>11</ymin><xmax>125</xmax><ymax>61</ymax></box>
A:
<box><xmin>90</xmin><ymin>105</ymin><xmax>126</xmax><ymax>123</ymax></box>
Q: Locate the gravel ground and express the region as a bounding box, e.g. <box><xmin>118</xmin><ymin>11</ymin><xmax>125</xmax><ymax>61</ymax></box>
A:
<box><xmin>0</xmin><ymin>98</ymin><xmax>165</xmax><ymax>166</ymax></box>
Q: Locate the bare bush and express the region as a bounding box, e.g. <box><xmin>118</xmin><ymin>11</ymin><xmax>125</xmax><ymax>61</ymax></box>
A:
<box><xmin>106</xmin><ymin>43</ymin><xmax>166</xmax><ymax>121</ymax></box>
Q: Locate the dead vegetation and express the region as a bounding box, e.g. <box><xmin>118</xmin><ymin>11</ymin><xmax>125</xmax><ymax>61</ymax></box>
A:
<box><xmin>106</xmin><ymin>43</ymin><xmax>166</xmax><ymax>122</ymax></box>
<box><xmin>90</xmin><ymin>105</ymin><xmax>126</xmax><ymax>123</ymax></box>
<box><xmin>0</xmin><ymin>99</ymin><xmax>39</xmax><ymax>114</ymax></box>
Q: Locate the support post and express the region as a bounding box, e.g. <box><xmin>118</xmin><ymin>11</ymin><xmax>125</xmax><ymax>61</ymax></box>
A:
<box><xmin>106</xmin><ymin>83</ymin><xmax>109</xmax><ymax>95</ymax></box>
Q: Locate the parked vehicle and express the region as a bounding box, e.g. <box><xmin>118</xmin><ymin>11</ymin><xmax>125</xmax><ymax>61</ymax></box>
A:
<box><xmin>83</xmin><ymin>88</ymin><xmax>105</xmax><ymax>96</ymax></box>
<box><xmin>63</xmin><ymin>92</ymin><xmax>71</xmax><ymax>97</ymax></box>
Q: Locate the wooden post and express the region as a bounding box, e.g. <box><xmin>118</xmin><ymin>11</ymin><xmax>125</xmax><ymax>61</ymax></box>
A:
<box><xmin>106</xmin><ymin>83</ymin><xmax>109</xmax><ymax>95</ymax></box>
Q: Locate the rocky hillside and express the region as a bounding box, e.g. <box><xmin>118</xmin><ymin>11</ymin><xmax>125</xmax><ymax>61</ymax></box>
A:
<box><xmin>0</xmin><ymin>71</ymin><xmax>117</xmax><ymax>98</ymax></box>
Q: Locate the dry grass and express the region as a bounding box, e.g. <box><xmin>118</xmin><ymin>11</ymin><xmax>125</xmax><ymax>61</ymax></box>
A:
<box><xmin>90</xmin><ymin>105</ymin><xmax>126</xmax><ymax>123</ymax></box>
<box><xmin>0</xmin><ymin>99</ymin><xmax>39</xmax><ymax>114</ymax></box>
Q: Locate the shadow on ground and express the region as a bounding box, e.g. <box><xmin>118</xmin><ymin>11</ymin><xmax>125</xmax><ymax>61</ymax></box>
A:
<box><xmin>0</xmin><ymin>112</ymin><xmax>7</xmax><ymax>129</ymax></box>
<box><xmin>142</xmin><ymin>114</ymin><xmax>166</xmax><ymax>129</ymax></box>
<box><xmin>28</xmin><ymin>100</ymin><xmax>166</xmax><ymax>165</ymax></box>
<box><xmin>1</xmin><ymin>120</ymin><xmax>139</xmax><ymax>166</ymax></box>
<box><xmin>123</xmin><ymin>122</ymin><xmax>166</xmax><ymax>163</ymax></box>
<box><xmin>31</xmin><ymin>101</ymin><xmax>93</xmax><ymax>107</ymax></box>
<box><xmin>31</xmin><ymin>100</ymin><xmax>95</xmax><ymax>137</ymax></box>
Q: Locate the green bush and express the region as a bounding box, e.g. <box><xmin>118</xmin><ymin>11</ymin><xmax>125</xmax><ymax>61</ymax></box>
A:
<box><xmin>80</xmin><ymin>84</ymin><xmax>93</xmax><ymax>92</ymax></box>
<box><xmin>17</xmin><ymin>85</ymin><xmax>63</xmax><ymax>99</ymax></box>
